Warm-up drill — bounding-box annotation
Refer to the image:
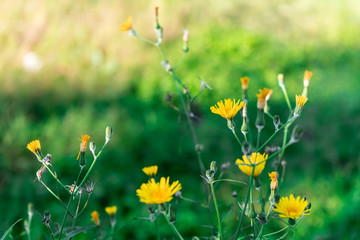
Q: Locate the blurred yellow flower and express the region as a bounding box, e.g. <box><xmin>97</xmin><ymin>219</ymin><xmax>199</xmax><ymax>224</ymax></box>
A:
<box><xmin>91</xmin><ymin>211</ymin><xmax>100</xmax><ymax>226</ymax></box>
<box><xmin>77</xmin><ymin>134</ymin><xmax>90</xmax><ymax>160</ymax></box>
<box><xmin>136</xmin><ymin>177</ymin><xmax>182</xmax><ymax>204</ymax></box>
<box><xmin>142</xmin><ymin>165</ymin><xmax>158</xmax><ymax>178</ymax></box>
<box><xmin>256</xmin><ymin>88</ymin><xmax>273</xmax><ymax>109</ymax></box>
<box><xmin>105</xmin><ymin>206</ymin><xmax>117</xmax><ymax>216</ymax></box>
<box><xmin>303</xmin><ymin>70</ymin><xmax>312</xmax><ymax>87</ymax></box>
<box><xmin>296</xmin><ymin>95</ymin><xmax>308</xmax><ymax>108</ymax></box>
<box><xmin>274</xmin><ymin>194</ymin><xmax>310</xmax><ymax>219</ymax></box>
<box><xmin>119</xmin><ymin>16</ymin><xmax>132</xmax><ymax>31</ymax></box>
<box><xmin>27</xmin><ymin>140</ymin><xmax>41</xmax><ymax>154</ymax></box>
<box><xmin>210</xmin><ymin>99</ymin><xmax>244</xmax><ymax>120</ymax></box>
<box><xmin>241</xmin><ymin>77</ymin><xmax>250</xmax><ymax>90</ymax></box>
<box><xmin>268</xmin><ymin>171</ymin><xmax>278</xmax><ymax>190</ymax></box>
<box><xmin>236</xmin><ymin>152</ymin><xmax>268</xmax><ymax>178</ymax></box>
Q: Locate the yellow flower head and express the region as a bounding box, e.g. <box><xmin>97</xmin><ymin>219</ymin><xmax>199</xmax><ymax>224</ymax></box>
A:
<box><xmin>256</xmin><ymin>88</ymin><xmax>273</xmax><ymax>109</ymax></box>
<box><xmin>210</xmin><ymin>99</ymin><xmax>244</xmax><ymax>120</ymax></box>
<box><xmin>296</xmin><ymin>95</ymin><xmax>308</xmax><ymax>108</ymax></box>
<box><xmin>268</xmin><ymin>171</ymin><xmax>278</xmax><ymax>190</ymax></box>
<box><xmin>77</xmin><ymin>134</ymin><xmax>90</xmax><ymax>160</ymax></box>
<box><xmin>274</xmin><ymin>194</ymin><xmax>310</xmax><ymax>219</ymax></box>
<box><xmin>236</xmin><ymin>152</ymin><xmax>268</xmax><ymax>178</ymax></box>
<box><xmin>105</xmin><ymin>206</ymin><xmax>117</xmax><ymax>216</ymax></box>
<box><xmin>119</xmin><ymin>16</ymin><xmax>132</xmax><ymax>31</ymax></box>
<box><xmin>241</xmin><ymin>77</ymin><xmax>250</xmax><ymax>90</ymax></box>
<box><xmin>91</xmin><ymin>211</ymin><xmax>100</xmax><ymax>226</ymax></box>
<box><xmin>136</xmin><ymin>177</ymin><xmax>182</xmax><ymax>204</ymax></box>
<box><xmin>27</xmin><ymin>140</ymin><xmax>41</xmax><ymax>154</ymax></box>
<box><xmin>142</xmin><ymin>165</ymin><xmax>158</xmax><ymax>178</ymax></box>
<box><xmin>303</xmin><ymin>70</ymin><xmax>312</xmax><ymax>87</ymax></box>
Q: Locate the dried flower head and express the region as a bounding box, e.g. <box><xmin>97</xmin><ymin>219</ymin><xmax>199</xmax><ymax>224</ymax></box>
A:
<box><xmin>274</xmin><ymin>194</ymin><xmax>310</xmax><ymax>220</ymax></box>
<box><xmin>257</xmin><ymin>88</ymin><xmax>273</xmax><ymax>109</ymax></box>
<box><xmin>268</xmin><ymin>171</ymin><xmax>278</xmax><ymax>190</ymax></box>
<box><xmin>142</xmin><ymin>165</ymin><xmax>158</xmax><ymax>178</ymax></box>
<box><xmin>84</xmin><ymin>181</ymin><xmax>96</xmax><ymax>194</ymax></box>
<box><xmin>136</xmin><ymin>177</ymin><xmax>182</xmax><ymax>204</ymax></box>
<box><xmin>66</xmin><ymin>182</ymin><xmax>82</xmax><ymax>196</ymax></box>
<box><xmin>236</xmin><ymin>152</ymin><xmax>268</xmax><ymax>178</ymax></box>
<box><xmin>91</xmin><ymin>211</ymin><xmax>100</xmax><ymax>226</ymax></box>
<box><xmin>241</xmin><ymin>77</ymin><xmax>250</xmax><ymax>90</ymax></box>
<box><xmin>210</xmin><ymin>99</ymin><xmax>244</xmax><ymax>120</ymax></box>
<box><xmin>119</xmin><ymin>16</ymin><xmax>132</xmax><ymax>31</ymax></box>
<box><xmin>105</xmin><ymin>206</ymin><xmax>117</xmax><ymax>216</ymax></box>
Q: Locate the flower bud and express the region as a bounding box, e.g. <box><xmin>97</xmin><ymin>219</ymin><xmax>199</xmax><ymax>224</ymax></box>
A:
<box><xmin>182</xmin><ymin>29</ymin><xmax>189</xmax><ymax>53</ymax></box>
<box><xmin>161</xmin><ymin>60</ymin><xmax>172</xmax><ymax>72</ymax></box>
<box><xmin>79</xmin><ymin>151</ymin><xmax>86</xmax><ymax>168</ymax></box>
<box><xmin>175</xmin><ymin>191</ymin><xmax>182</xmax><ymax>198</ymax></box>
<box><xmin>89</xmin><ymin>142</ymin><xmax>96</xmax><ymax>155</ymax></box>
<box><xmin>227</xmin><ymin>119</ymin><xmax>235</xmax><ymax>131</ymax></box>
<box><xmin>206</xmin><ymin>170</ymin><xmax>214</xmax><ymax>181</ymax></box>
<box><xmin>210</xmin><ymin>161</ymin><xmax>217</xmax><ymax>173</ymax></box>
<box><xmin>241</xmin><ymin>117</ymin><xmax>248</xmax><ymax>135</ymax></box>
<box><xmin>258</xmin><ymin>212</ymin><xmax>267</xmax><ymax>225</ymax></box>
<box><xmin>273</xmin><ymin>115</ymin><xmax>280</xmax><ymax>131</ymax></box>
<box><xmin>278</xmin><ymin>73</ymin><xmax>285</xmax><ymax>88</ymax></box>
<box><xmin>256</xmin><ymin>109</ymin><xmax>265</xmax><ymax>130</ymax></box>
<box><xmin>195</xmin><ymin>144</ymin><xmax>204</xmax><ymax>153</ymax></box>
<box><xmin>28</xmin><ymin>203</ymin><xmax>34</xmax><ymax>221</ymax></box>
<box><xmin>232</xmin><ymin>190</ymin><xmax>238</xmax><ymax>198</ymax></box>
<box><xmin>241</xmin><ymin>141</ymin><xmax>251</xmax><ymax>155</ymax></box>
<box><xmin>106</xmin><ymin>126</ymin><xmax>112</xmax><ymax>143</ymax></box>
<box><xmin>290</xmin><ymin>125</ymin><xmax>304</xmax><ymax>143</ymax></box>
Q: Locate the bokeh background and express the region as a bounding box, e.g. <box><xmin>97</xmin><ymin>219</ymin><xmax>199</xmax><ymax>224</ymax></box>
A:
<box><xmin>1</xmin><ymin>0</ymin><xmax>360</xmax><ymax>239</ymax></box>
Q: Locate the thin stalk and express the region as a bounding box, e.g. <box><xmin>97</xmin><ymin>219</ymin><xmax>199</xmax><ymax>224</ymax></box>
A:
<box><xmin>231</xmin><ymin>128</ymin><xmax>243</xmax><ymax>147</ymax></box>
<box><xmin>155</xmin><ymin>218</ymin><xmax>160</xmax><ymax>240</ymax></box>
<box><xmin>210</xmin><ymin>182</ymin><xmax>224</xmax><ymax>240</ymax></box>
<box><xmin>134</xmin><ymin>34</ymin><xmax>156</xmax><ymax>46</ymax></box>
<box><xmin>232</xmin><ymin>166</ymin><xmax>255</xmax><ymax>239</ymax></box>
<box><xmin>262</xmin><ymin>226</ymin><xmax>289</xmax><ymax>237</ymax></box>
<box><xmin>255</xmin><ymin>225</ymin><xmax>264</xmax><ymax>240</ymax></box>
<box><xmin>280</xmin><ymin>86</ymin><xmax>292</xmax><ymax>111</ymax></box>
<box><xmin>162</xmin><ymin>213</ymin><xmax>184</xmax><ymax>240</ymax></box>
<box><xmin>258</xmin><ymin>188</ymin><xmax>265</xmax><ymax>213</ymax></box>
<box><xmin>46</xmin><ymin>224</ymin><xmax>55</xmax><ymax>240</ymax></box>
<box><xmin>43</xmin><ymin>164</ymin><xmax>69</xmax><ymax>193</ymax></box>
<box><xmin>256</xmin><ymin>128</ymin><xmax>262</xmax><ymax>149</ymax></box>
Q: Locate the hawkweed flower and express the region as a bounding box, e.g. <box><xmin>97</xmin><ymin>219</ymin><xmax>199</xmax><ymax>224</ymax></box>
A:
<box><xmin>27</xmin><ymin>140</ymin><xmax>43</xmax><ymax>161</ymax></box>
<box><xmin>236</xmin><ymin>152</ymin><xmax>268</xmax><ymax>178</ymax></box>
<box><xmin>241</xmin><ymin>77</ymin><xmax>250</xmax><ymax>90</ymax></box>
<box><xmin>136</xmin><ymin>177</ymin><xmax>182</xmax><ymax>204</ymax></box>
<box><xmin>274</xmin><ymin>194</ymin><xmax>310</xmax><ymax>225</ymax></box>
<box><xmin>142</xmin><ymin>165</ymin><xmax>158</xmax><ymax>178</ymax></box>
<box><xmin>269</xmin><ymin>171</ymin><xmax>278</xmax><ymax>190</ymax></box>
<box><xmin>91</xmin><ymin>211</ymin><xmax>100</xmax><ymax>226</ymax></box>
<box><xmin>256</xmin><ymin>88</ymin><xmax>273</xmax><ymax>110</ymax></box>
<box><xmin>105</xmin><ymin>206</ymin><xmax>117</xmax><ymax>227</ymax></box>
<box><xmin>294</xmin><ymin>95</ymin><xmax>308</xmax><ymax>116</ymax></box>
<box><xmin>119</xmin><ymin>16</ymin><xmax>132</xmax><ymax>31</ymax></box>
<box><xmin>77</xmin><ymin>134</ymin><xmax>90</xmax><ymax>167</ymax></box>
<box><xmin>302</xmin><ymin>70</ymin><xmax>312</xmax><ymax>98</ymax></box>
<box><xmin>210</xmin><ymin>99</ymin><xmax>244</xmax><ymax>130</ymax></box>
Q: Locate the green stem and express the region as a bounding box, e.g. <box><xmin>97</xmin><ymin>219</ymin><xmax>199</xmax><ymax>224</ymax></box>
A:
<box><xmin>43</xmin><ymin>164</ymin><xmax>69</xmax><ymax>193</ymax></box>
<box><xmin>210</xmin><ymin>182</ymin><xmax>224</xmax><ymax>240</ymax></box>
<box><xmin>233</xmin><ymin>166</ymin><xmax>255</xmax><ymax>239</ymax></box>
<box><xmin>280</xmin><ymin>86</ymin><xmax>292</xmax><ymax>111</ymax></box>
<box><xmin>134</xmin><ymin>34</ymin><xmax>156</xmax><ymax>46</ymax></box>
<box><xmin>255</xmin><ymin>225</ymin><xmax>264</xmax><ymax>240</ymax></box>
<box><xmin>256</xmin><ymin>128</ymin><xmax>262</xmax><ymax>149</ymax></box>
<box><xmin>232</xmin><ymin>128</ymin><xmax>243</xmax><ymax>147</ymax></box>
<box><xmin>162</xmin><ymin>213</ymin><xmax>184</xmax><ymax>240</ymax></box>
<box><xmin>258</xmin><ymin>188</ymin><xmax>265</xmax><ymax>213</ymax></box>
<box><xmin>155</xmin><ymin>218</ymin><xmax>160</xmax><ymax>240</ymax></box>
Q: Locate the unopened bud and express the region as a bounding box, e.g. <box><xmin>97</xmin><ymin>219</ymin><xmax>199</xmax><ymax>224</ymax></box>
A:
<box><xmin>175</xmin><ymin>191</ymin><xmax>182</xmax><ymax>198</ymax></box>
<box><xmin>161</xmin><ymin>60</ymin><xmax>172</xmax><ymax>72</ymax></box>
<box><xmin>241</xmin><ymin>141</ymin><xmax>251</xmax><ymax>155</ymax></box>
<box><xmin>241</xmin><ymin>117</ymin><xmax>248</xmax><ymax>135</ymax></box>
<box><xmin>28</xmin><ymin>203</ymin><xmax>34</xmax><ymax>220</ymax></box>
<box><xmin>227</xmin><ymin>119</ymin><xmax>235</xmax><ymax>131</ymax></box>
<box><xmin>195</xmin><ymin>144</ymin><xmax>204</xmax><ymax>153</ymax></box>
<box><xmin>232</xmin><ymin>190</ymin><xmax>238</xmax><ymax>198</ymax></box>
<box><xmin>256</xmin><ymin>109</ymin><xmax>265</xmax><ymax>130</ymax></box>
<box><xmin>278</xmin><ymin>74</ymin><xmax>285</xmax><ymax>88</ymax></box>
<box><xmin>258</xmin><ymin>212</ymin><xmax>267</xmax><ymax>225</ymax></box>
<box><xmin>290</xmin><ymin>125</ymin><xmax>304</xmax><ymax>143</ymax></box>
<box><xmin>79</xmin><ymin>152</ymin><xmax>86</xmax><ymax>168</ymax></box>
<box><xmin>89</xmin><ymin>142</ymin><xmax>96</xmax><ymax>155</ymax></box>
<box><xmin>182</xmin><ymin>29</ymin><xmax>189</xmax><ymax>52</ymax></box>
<box><xmin>210</xmin><ymin>161</ymin><xmax>217</xmax><ymax>173</ymax></box>
<box><xmin>206</xmin><ymin>170</ymin><xmax>214</xmax><ymax>181</ymax></box>
<box><xmin>105</xmin><ymin>126</ymin><xmax>112</xmax><ymax>143</ymax></box>
<box><xmin>273</xmin><ymin>115</ymin><xmax>280</xmax><ymax>131</ymax></box>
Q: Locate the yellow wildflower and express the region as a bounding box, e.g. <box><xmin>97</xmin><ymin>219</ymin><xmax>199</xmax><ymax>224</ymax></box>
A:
<box><xmin>295</xmin><ymin>95</ymin><xmax>308</xmax><ymax>115</ymax></box>
<box><xmin>236</xmin><ymin>152</ymin><xmax>268</xmax><ymax>178</ymax></box>
<box><xmin>268</xmin><ymin>171</ymin><xmax>278</xmax><ymax>190</ymax></box>
<box><xmin>77</xmin><ymin>134</ymin><xmax>90</xmax><ymax>160</ymax></box>
<box><xmin>91</xmin><ymin>211</ymin><xmax>100</xmax><ymax>226</ymax></box>
<box><xmin>119</xmin><ymin>16</ymin><xmax>132</xmax><ymax>31</ymax></box>
<box><xmin>27</xmin><ymin>140</ymin><xmax>41</xmax><ymax>154</ymax></box>
<box><xmin>136</xmin><ymin>177</ymin><xmax>182</xmax><ymax>204</ymax></box>
<box><xmin>210</xmin><ymin>99</ymin><xmax>244</xmax><ymax>120</ymax></box>
<box><xmin>241</xmin><ymin>77</ymin><xmax>250</xmax><ymax>90</ymax></box>
<box><xmin>274</xmin><ymin>194</ymin><xmax>310</xmax><ymax>219</ymax></box>
<box><xmin>105</xmin><ymin>206</ymin><xmax>117</xmax><ymax>216</ymax></box>
<box><xmin>142</xmin><ymin>165</ymin><xmax>158</xmax><ymax>178</ymax></box>
<box><xmin>256</xmin><ymin>88</ymin><xmax>273</xmax><ymax>109</ymax></box>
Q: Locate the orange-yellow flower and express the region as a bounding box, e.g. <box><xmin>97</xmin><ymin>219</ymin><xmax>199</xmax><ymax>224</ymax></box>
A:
<box><xmin>142</xmin><ymin>165</ymin><xmax>158</xmax><ymax>178</ymax></box>
<box><xmin>268</xmin><ymin>172</ymin><xmax>278</xmax><ymax>190</ymax></box>
<box><xmin>303</xmin><ymin>70</ymin><xmax>312</xmax><ymax>87</ymax></box>
<box><xmin>77</xmin><ymin>134</ymin><xmax>90</xmax><ymax>160</ymax></box>
<box><xmin>256</xmin><ymin>88</ymin><xmax>273</xmax><ymax>109</ymax></box>
<box><xmin>136</xmin><ymin>177</ymin><xmax>182</xmax><ymax>204</ymax></box>
<box><xmin>119</xmin><ymin>16</ymin><xmax>132</xmax><ymax>31</ymax></box>
<box><xmin>210</xmin><ymin>99</ymin><xmax>244</xmax><ymax>120</ymax></box>
<box><xmin>27</xmin><ymin>140</ymin><xmax>41</xmax><ymax>154</ymax></box>
<box><xmin>105</xmin><ymin>206</ymin><xmax>117</xmax><ymax>216</ymax></box>
<box><xmin>295</xmin><ymin>95</ymin><xmax>308</xmax><ymax>115</ymax></box>
<box><xmin>236</xmin><ymin>152</ymin><xmax>268</xmax><ymax>178</ymax></box>
<box><xmin>91</xmin><ymin>211</ymin><xmax>100</xmax><ymax>226</ymax></box>
<box><xmin>241</xmin><ymin>77</ymin><xmax>250</xmax><ymax>90</ymax></box>
<box><xmin>274</xmin><ymin>194</ymin><xmax>310</xmax><ymax>219</ymax></box>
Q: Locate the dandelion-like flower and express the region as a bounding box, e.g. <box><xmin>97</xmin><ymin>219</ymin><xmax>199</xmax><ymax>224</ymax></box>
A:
<box><xmin>210</xmin><ymin>99</ymin><xmax>244</xmax><ymax>121</ymax></box>
<box><xmin>236</xmin><ymin>152</ymin><xmax>268</xmax><ymax>178</ymax></box>
<box><xmin>274</xmin><ymin>194</ymin><xmax>310</xmax><ymax>220</ymax></box>
<box><xmin>136</xmin><ymin>177</ymin><xmax>182</xmax><ymax>204</ymax></box>
<box><xmin>142</xmin><ymin>165</ymin><xmax>158</xmax><ymax>178</ymax></box>
<box><xmin>241</xmin><ymin>77</ymin><xmax>250</xmax><ymax>90</ymax></box>
<box><xmin>268</xmin><ymin>171</ymin><xmax>278</xmax><ymax>190</ymax></box>
<box><xmin>91</xmin><ymin>211</ymin><xmax>100</xmax><ymax>226</ymax></box>
<box><xmin>303</xmin><ymin>70</ymin><xmax>312</xmax><ymax>87</ymax></box>
<box><xmin>77</xmin><ymin>134</ymin><xmax>90</xmax><ymax>160</ymax></box>
<box><xmin>27</xmin><ymin>140</ymin><xmax>42</xmax><ymax>160</ymax></box>
<box><xmin>257</xmin><ymin>88</ymin><xmax>273</xmax><ymax>109</ymax></box>
<box><xmin>119</xmin><ymin>16</ymin><xmax>132</xmax><ymax>31</ymax></box>
<box><xmin>105</xmin><ymin>206</ymin><xmax>117</xmax><ymax>216</ymax></box>
<box><xmin>294</xmin><ymin>95</ymin><xmax>308</xmax><ymax>115</ymax></box>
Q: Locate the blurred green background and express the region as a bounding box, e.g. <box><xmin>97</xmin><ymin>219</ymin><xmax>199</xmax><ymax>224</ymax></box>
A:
<box><xmin>1</xmin><ymin>0</ymin><xmax>360</xmax><ymax>239</ymax></box>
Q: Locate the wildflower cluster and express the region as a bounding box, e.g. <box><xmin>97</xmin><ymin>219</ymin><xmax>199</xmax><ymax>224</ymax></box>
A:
<box><xmin>120</xmin><ymin>7</ymin><xmax>312</xmax><ymax>240</ymax></box>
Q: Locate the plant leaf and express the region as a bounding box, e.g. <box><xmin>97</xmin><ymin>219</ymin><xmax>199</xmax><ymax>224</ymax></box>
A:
<box><xmin>64</xmin><ymin>225</ymin><xmax>96</xmax><ymax>240</ymax></box>
<box><xmin>0</xmin><ymin>219</ymin><xmax>22</xmax><ymax>240</ymax></box>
